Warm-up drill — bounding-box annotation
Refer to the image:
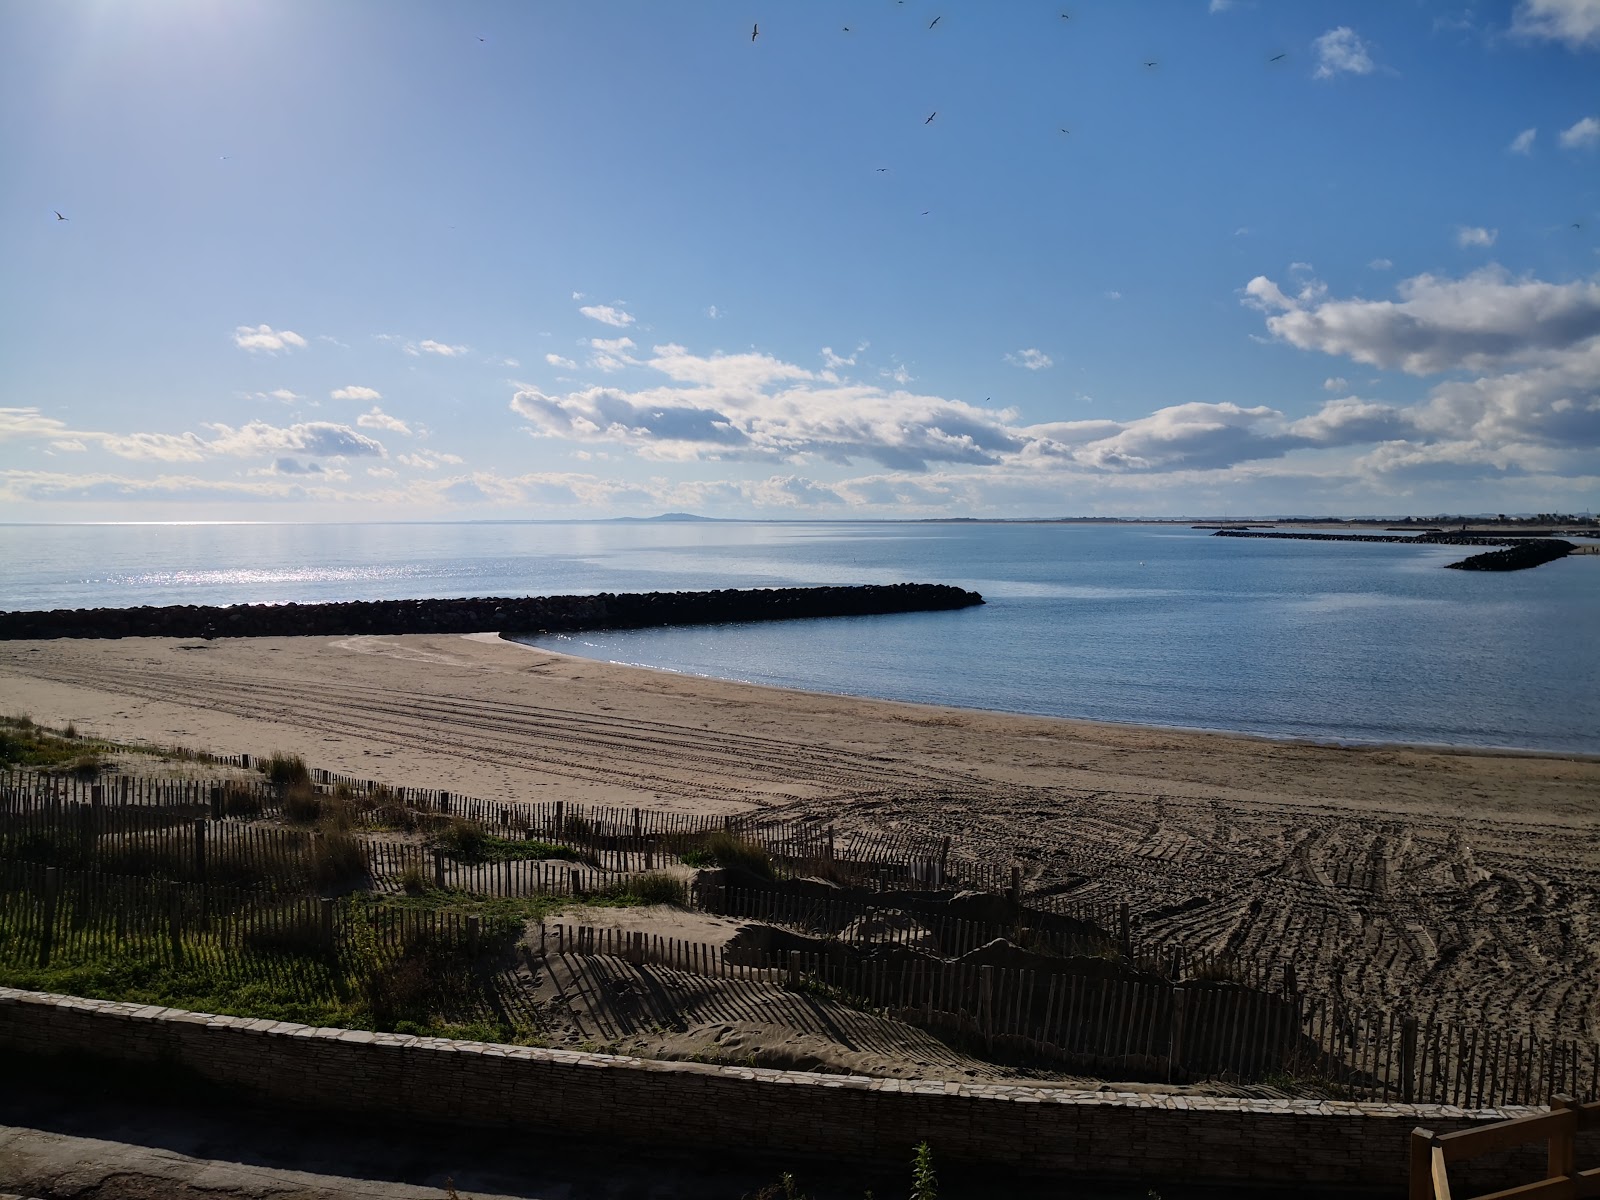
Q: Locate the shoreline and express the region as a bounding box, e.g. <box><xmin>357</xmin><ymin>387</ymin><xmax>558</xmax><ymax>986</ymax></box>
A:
<box><xmin>505</xmin><ymin>634</ymin><xmax>1600</xmax><ymax>763</ymax></box>
<box><xmin>2</xmin><ymin>632</ymin><xmax>1596</xmax><ymax>830</ymax></box>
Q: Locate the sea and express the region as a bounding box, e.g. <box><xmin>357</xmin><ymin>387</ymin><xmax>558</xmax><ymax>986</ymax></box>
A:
<box><xmin>2</xmin><ymin>520</ymin><xmax>1596</xmax><ymax>755</ymax></box>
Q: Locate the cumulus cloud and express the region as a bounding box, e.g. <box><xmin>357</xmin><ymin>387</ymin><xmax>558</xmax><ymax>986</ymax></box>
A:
<box><xmin>1509</xmin><ymin>127</ymin><xmax>1538</xmax><ymax>154</ymax></box>
<box><xmin>233</xmin><ymin>324</ymin><xmax>307</xmax><ymax>353</ymax></box>
<box><xmin>579</xmin><ymin>304</ymin><xmax>635</xmax><ymax>328</ymax></box>
<box><xmin>1241</xmin><ymin>266</ymin><xmax>1600</xmax><ymax>479</ymax></box>
<box><xmin>1512</xmin><ymin>0</ymin><xmax>1600</xmax><ymax>48</ymax></box>
<box><xmin>205</xmin><ymin>420</ymin><xmax>386</xmax><ymax>459</ymax></box>
<box><xmin>331</xmin><ymin>385</ymin><xmax>382</xmax><ymax>402</ymax></box>
<box><xmin>251</xmin><ymin>389</ymin><xmax>303</xmax><ymax>404</ymax></box>
<box><xmin>1245</xmin><ymin>267</ymin><xmax>1600</xmax><ymax>374</ymax></box>
<box><xmin>396</xmin><ymin>450</ymin><xmax>465</xmax><ymax>470</ymax></box>
<box><xmin>1324</xmin><ymin>377</ymin><xmax>1350</xmax><ymax>392</ymax></box>
<box><xmin>1313</xmin><ymin>26</ymin><xmax>1376</xmax><ymax>78</ymax></box>
<box><xmin>546</xmin><ymin>354</ymin><xmax>578</xmax><ymax>369</ymax></box>
<box><xmin>1006</xmin><ymin>348</ymin><xmax>1054</xmax><ymax>371</ymax></box>
<box><xmin>416</xmin><ymin>339</ymin><xmax>468</xmax><ymax>356</ymax></box>
<box><xmin>1457</xmin><ymin>226</ymin><xmax>1498</xmax><ymax>247</ymax></box>
<box><xmin>1559</xmin><ymin>116</ymin><xmax>1600</xmax><ymax>148</ymax></box>
<box><xmin>356</xmin><ymin>407</ymin><xmax>412</xmax><ymax>435</ymax></box>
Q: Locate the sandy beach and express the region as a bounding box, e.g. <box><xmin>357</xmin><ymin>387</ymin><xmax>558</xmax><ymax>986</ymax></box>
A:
<box><xmin>2</xmin><ymin>631</ymin><xmax>1598</xmax><ymax>1043</ymax></box>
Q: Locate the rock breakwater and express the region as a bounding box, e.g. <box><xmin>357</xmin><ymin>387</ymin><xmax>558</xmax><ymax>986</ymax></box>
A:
<box><xmin>0</xmin><ymin>583</ymin><xmax>985</xmax><ymax>641</ymax></box>
<box><xmin>1444</xmin><ymin>540</ymin><xmax>1576</xmax><ymax>572</ymax></box>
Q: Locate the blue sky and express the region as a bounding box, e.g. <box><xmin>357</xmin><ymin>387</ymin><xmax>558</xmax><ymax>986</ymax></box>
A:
<box><xmin>3</xmin><ymin>0</ymin><xmax>1598</xmax><ymax>520</ymax></box>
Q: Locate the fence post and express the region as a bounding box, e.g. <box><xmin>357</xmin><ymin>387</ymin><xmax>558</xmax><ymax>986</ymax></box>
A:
<box><xmin>433</xmin><ymin>850</ymin><xmax>446</xmax><ymax>889</ymax></box>
<box><xmin>209</xmin><ymin>785</ymin><xmax>224</xmax><ymax>820</ymax></box>
<box><xmin>554</xmin><ymin>800</ymin><xmax>564</xmax><ymax>833</ymax></box>
<box><xmin>1408</xmin><ymin>1128</ymin><xmax>1439</xmax><ymax>1200</ymax></box>
<box><xmin>320</xmin><ymin>897</ymin><xmax>335</xmax><ymax>951</ymax></box>
<box><xmin>193</xmin><ymin>818</ymin><xmax>207</xmax><ymax>882</ymax></box>
<box><xmin>1009</xmin><ymin>866</ymin><xmax>1022</xmax><ymax>906</ymax></box>
<box><xmin>38</xmin><ymin>866</ymin><xmax>60</xmax><ymax>968</ymax></box>
<box><xmin>1118</xmin><ymin>903</ymin><xmax>1132</xmax><ymax>959</ymax></box>
<box><xmin>1169</xmin><ymin>987</ymin><xmax>1187</xmax><ymax>1083</ymax></box>
<box><xmin>439</xmin><ymin>791</ymin><xmax>451</xmax><ymax>814</ymax></box>
<box><xmin>788</xmin><ymin>950</ymin><xmax>801</xmax><ymax>990</ymax></box>
<box><xmin>168</xmin><ymin>884</ymin><xmax>183</xmax><ymax>963</ymax></box>
<box><xmin>1400</xmin><ymin>1016</ymin><xmax>1419</xmax><ymax>1104</ymax></box>
<box><xmin>569</xmin><ymin>868</ymin><xmax>582</xmax><ymax>897</ymax></box>
<box><xmin>1550</xmin><ymin>1095</ymin><xmax>1576</xmax><ymax>1179</ymax></box>
<box><xmin>980</xmin><ymin>965</ymin><xmax>995</xmax><ymax>1050</ymax></box>
<box><xmin>468</xmin><ymin>915</ymin><xmax>481</xmax><ymax>956</ymax></box>
<box><xmin>827</xmin><ymin>826</ymin><xmax>835</xmax><ymax>861</ymax></box>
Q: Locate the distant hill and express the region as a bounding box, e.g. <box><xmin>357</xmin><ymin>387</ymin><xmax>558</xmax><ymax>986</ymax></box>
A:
<box><xmin>606</xmin><ymin>512</ymin><xmax>725</xmax><ymax>523</ymax></box>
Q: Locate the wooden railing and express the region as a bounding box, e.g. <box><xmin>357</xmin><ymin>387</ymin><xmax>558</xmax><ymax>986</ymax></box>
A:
<box><xmin>1410</xmin><ymin>1096</ymin><xmax>1600</xmax><ymax>1200</ymax></box>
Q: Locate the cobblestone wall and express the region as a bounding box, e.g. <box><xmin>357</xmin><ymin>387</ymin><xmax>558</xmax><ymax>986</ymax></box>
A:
<box><xmin>0</xmin><ymin>987</ymin><xmax>1584</xmax><ymax>1193</ymax></box>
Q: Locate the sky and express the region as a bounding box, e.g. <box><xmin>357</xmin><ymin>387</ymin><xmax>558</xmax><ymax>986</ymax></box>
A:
<box><xmin>2</xmin><ymin>0</ymin><xmax>1598</xmax><ymax>522</ymax></box>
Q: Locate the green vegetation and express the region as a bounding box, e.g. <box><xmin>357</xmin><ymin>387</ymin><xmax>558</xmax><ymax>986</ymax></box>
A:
<box><xmin>680</xmin><ymin>829</ymin><xmax>774</xmax><ymax>879</ymax></box>
<box><xmin>0</xmin><ymin>716</ymin><xmax>106</xmax><ymax>775</ymax></box>
<box><xmin>431</xmin><ymin>817</ymin><xmax>589</xmax><ymax>865</ymax></box>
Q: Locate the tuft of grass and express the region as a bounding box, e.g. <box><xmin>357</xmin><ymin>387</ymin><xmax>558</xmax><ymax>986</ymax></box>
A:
<box><xmin>264</xmin><ymin>752</ymin><xmax>310</xmax><ymax>787</ymax></box>
<box><xmin>219</xmin><ymin>782</ymin><xmax>264</xmax><ymax>819</ymax></box>
<box><xmin>398</xmin><ymin>862</ymin><xmax>430</xmax><ymax>896</ymax></box>
<box><xmin>63</xmin><ymin>721</ymin><xmax>79</xmax><ymax>739</ymax></box>
<box><xmin>601</xmin><ymin>872</ymin><xmax>687</xmax><ymax>907</ymax></box>
<box><xmin>281</xmin><ymin>782</ymin><xmax>324</xmax><ymax>824</ymax></box>
<box><xmin>0</xmin><ymin>719</ymin><xmax>100</xmax><ymax>771</ymax></box>
<box><xmin>681</xmin><ymin>830</ymin><xmax>773</xmax><ymax>879</ymax></box>
<box><xmin>306</xmin><ymin>829</ymin><xmax>369</xmax><ymax>889</ymax></box>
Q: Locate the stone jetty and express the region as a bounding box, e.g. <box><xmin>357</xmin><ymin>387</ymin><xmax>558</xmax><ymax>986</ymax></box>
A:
<box><xmin>0</xmin><ymin>583</ymin><xmax>986</xmax><ymax>641</ymax></box>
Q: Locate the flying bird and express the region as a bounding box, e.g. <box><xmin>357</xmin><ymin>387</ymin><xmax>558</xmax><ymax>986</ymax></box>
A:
<box><xmin>922</xmin><ymin>210</ymin><xmax>931</xmax><ymax>215</ymax></box>
<box><xmin>843</xmin><ymin>26</ymin><xmax>850</xmax><ymax>31</ymax></box>
<box><xmin>876</xmin><ymin>167</ymin><xmax>889</xmax><ymax>172</ymax></box>
<box><xmin>1059</xmin><ymin>127</ymin><xmax>1070</xmax><ymax>134</ymax></box>
<box><xmin>54</xmin><ymin>211</ymin><xmax>67</xmax><ymax>221</ymax></box>
<box><xmin>1268</xmin><ymin>53</ymin><xmax>1286</xmax><ymax>61</ymax></box>
<box><xmin>751</xmin><ymin>23</ymin><xmax>758</xmax><ymax>42</ymax></box>
<box><xmin>929</xmin><ymin>15</ymin><xmax>941</xmax><ymax>28</ymax></box>
<box><xmin>925</xmin><ymin>111</ymin><xmax>937</xmax><ymax>124</ymax></box>
<box><xmin>1143</xmin><ymin>60</ymin><xmax>1158</xmax><ymax>67</ymax></box>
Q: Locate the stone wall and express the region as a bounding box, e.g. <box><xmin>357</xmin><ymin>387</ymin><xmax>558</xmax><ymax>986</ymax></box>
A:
<box><xmin>3</xmin><ymin>988</ymin><xmax>1590</xmax><ymax>1194</ymax></box>
<box><xmin>0</xmin><ymin>583</ymin><xmax>984</xmax><ymax>641</ymax></box>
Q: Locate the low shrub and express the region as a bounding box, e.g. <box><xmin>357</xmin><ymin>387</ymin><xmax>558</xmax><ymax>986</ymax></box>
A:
<box><xmin>398</xmin><ymin>862</ymin><xmax>429</xmax><ymax>895</ymax></box>
<box><xmin>219</xmin><ymin>783</ymin><xmax>264</xmax><ymax>819</ymax></box>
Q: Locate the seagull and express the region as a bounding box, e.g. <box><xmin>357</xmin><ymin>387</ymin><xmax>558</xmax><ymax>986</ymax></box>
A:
<box><xmin>922</xmin><ymin>210</ymin><xmax>931</xmax><ymax>215</ymax></box>
<box><xmin>54</xmin><ymin>211</ymin><xmax>67</xmax><ymax>221</ymax></box>
<box><xmin>876</xmin><ymin>167</ymin><xmax>889</xmax><ymax>172</ymax></box>
<box><xmin>1059</xmin><ymin>127</ymin><xmax>1070</xmax><ymax>134</ymax></box>
<box><xmin>843</xmin><ymin>26</ymin><xmax>850</xmax><ymax>31</ymax></box>
<box><xmin>1268</xmin><ymin>53</ymin><xmax>1286</xmax><ymax>61</ymax></box>
<box><xmin>751</xmin><ymin>23</ymin><xmax>758</xmax><ymax>42</ymax></box>
<box><xmin>925</xmin><ymin>111</ymin><xmax>937</xmax><ymax>124</ymax></box>
<box><xmin>1143</xmin><ymin>60</ymin><xmax>1158</xmax><ymax>67</ymax></box>
<box><xmin>929</xmin><ymin>15</ymin><xmax>941</xmax><ymax>28</ymax></box>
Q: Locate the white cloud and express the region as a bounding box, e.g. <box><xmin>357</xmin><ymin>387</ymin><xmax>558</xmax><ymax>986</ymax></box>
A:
<box><xmin>1313</xmin><ymin>27</ymin><xmax>1376</xmax><ymax>78</ymax></box>
<box><xmin>545</xmin><ymin>353</ymin><xmax>578</xmax><ymax>370</ymax></box>
<box><xmin>331</xmin><ymin>385</ymin><xmax>382</xmax><ymax>402</ymax></box>
<box><xmin>1209</xmin><ymin>0</ymin><xmax>1236</xmax><ymax>11</ymax></box>
<box><xmin>205</xmin><ymin>420</ymin><xmax>387</xmax><ymax>459</ymax></box>
<box><xmin>397</xmin><ymin>450</ymin><xmax>465</xmax><ymax>470</ymax></box>
<box><xmin>249</xmin><ymin>389</ymin><xmax>304</xmax><ymax>404</ymax></box>
<box><xmin>1005</xmin><ymin>348</ymin><xmax>1054</xmax><ymax>371</ymax></box>
<box><xmin>417</xmin><ymin>339</ymin><xmax>468</xmax><ymax>356</ymax></box>
<box><xmin>1105</xmin><ymin>290</ymin><xmax>1123</xmax><ymax>301</ymax></box>
<box><xmin>1245</xmin><ymin>266</ymin><xmax>1600</xmax><ymax>374</ymax></box>
<box><xmin>50</xmin><ymin>439</ymin><xmax>87</xmax><ymax>452</ymax></box>
<box><xmin>1457</xmin><ymin>226</ymin><xmax>1498</xmax><ymax>247</ymax></box>
<box><xmin>1559</xmin><ymin>116</ymin><xmax>1600</xmax><ymax>149</ymax></box>
<box><xmin>1369</xmin><ymin>258</ymin><xmax>1394</xmax><ymax>271</ymax></box>
<box><xmin>1512</xmin><ymin>0</ymin><xmax>1600</xmax><ymax>48</ymax></box>
<box><xmin>821</xmin><ymin>346</ymin><xmax>857</xmax><ymax>370</ymax></box>
<box><xmin>579</xmin><ymin>304</ymin><xmax>635</xmax><ymax>328</ymax></box>
<box><xmin>356</xmin><ymin>407</ymin><xmax>413</xmax><ymax>435</ymax></box>
<box><xmin>232</xmin><ymin>324</ymin><xmax>307</xmax><ymax>353</ymax></box>
<box><xmin>707</xmin><ymin>305</ymin><xmax>721</xmax><ymax>319</ymax></box>
<box><xmin>367</xmin><ymin>466</ymin><xmax>399</xmax><ymax>479</ymax></box>
<box><xmin>1323</xmin><ymin>377</ymin><xmax>1350</xmax><ymax>392</ymax></box>
<box><xmin>1509</xmin><ymin>127</ymin><xmax>1538</xmax><ymax>154</ymax></box>
<box><xmin>93</xmin><ymin>432</ymin><xmax>210</xmax><ymax>462</ymax></box>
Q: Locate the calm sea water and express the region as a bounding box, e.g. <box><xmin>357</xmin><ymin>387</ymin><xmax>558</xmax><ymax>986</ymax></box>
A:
<box><xmin>2</xmin><ymin>521</ymin><xmax>1595</xmax><ymax>753</ymax></box>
